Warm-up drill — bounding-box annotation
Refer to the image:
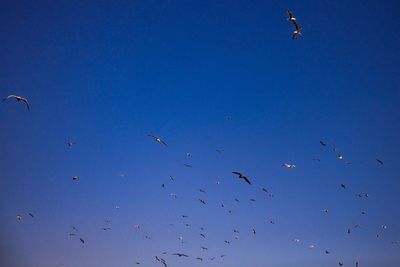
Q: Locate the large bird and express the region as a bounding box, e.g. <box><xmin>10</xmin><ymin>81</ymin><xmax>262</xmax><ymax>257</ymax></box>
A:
<box><xmin>2</xmin><ymin>95</ymin><xmax>30</xmax><ymax>111</ymax></box>
<box><xmin>287</xmin><ymin>10</ymin><xmax>302</xmax><ymax>39</ymax></box>
<box><xmin>148</xmin><ymin>134</ymin><xmax>168</xmax><ymax>147</ymax></box>
<box><xmin>232</xmin><ymin>171</ymin><xmax>251</xmax><ymax>185</ymax></box>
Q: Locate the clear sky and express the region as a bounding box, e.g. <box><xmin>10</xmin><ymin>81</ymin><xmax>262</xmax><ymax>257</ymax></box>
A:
<box><xmin>1</xmin><ymin>1</ymin><xmax>400</xmax><ymax>267</ymax></box>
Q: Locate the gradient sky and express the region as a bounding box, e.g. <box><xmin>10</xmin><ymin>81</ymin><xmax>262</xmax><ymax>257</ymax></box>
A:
<box><xmin>1</xmin><ymin>1</ymin><xmax>400</xmax><ymax>267</ymax></box>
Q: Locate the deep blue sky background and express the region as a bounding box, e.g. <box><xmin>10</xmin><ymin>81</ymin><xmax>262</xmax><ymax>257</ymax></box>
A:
<box><xmin>1</xmin><ymin>1</ymin><xmax>400</xmax><ymax>266</ymax></box>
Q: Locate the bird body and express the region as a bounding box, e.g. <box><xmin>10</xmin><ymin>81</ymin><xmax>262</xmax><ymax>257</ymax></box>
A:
<box><xmin>232</xmin><ymin>171</ymin><xmax>252</xmax><ymax>185</ymax></box>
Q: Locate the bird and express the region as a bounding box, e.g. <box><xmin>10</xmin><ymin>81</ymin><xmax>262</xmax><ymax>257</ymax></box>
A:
<box><xmin>196</xmin><ymin>257</ymin><xmax>203</xmax><ymax>261</ymax></box>
<box><xmin>133</xmin><ymin>224</ymin><xmax>141</xmax><ymax>229</ymax></box>
<box><xmin>148</xmin><ymin>134</ymin><xmax>168</xmax><ymax>147</ymax></box>
<box><xmin>320</xmin><ymin>140</ymin><xmax>327</xmax><ymax>146</ymax></box>
<box><xmin>339</xmin><ymin>262</ymin><xmax>344</xmax><ymax>266</ymax></box>
<box><xmin>28</xmin><ymin>212</ymin><xmax>34</xmax><ymax>218</ymax></box>
<box><xmin>216</xmin><ymin>149</ymin><xmax>224</xmax><ymax>153</ymax></box>
<box><xmin>312</xmin><ymin>157</ymin><xmax>321</xmax><ymax>162</ymax></box>
<box><xmin>200</xmin><ymin>246</ymin><xmax>208</xmax><ymax>250</ymax></box>
<box><xmin>340</xmin><ymin>184</ymin><xmax>346</xmax><ymax>189</ymax></box>
<box><xmin>287</xmin><ymin>10</ymin><xmax>303</xmax><ymax>39</ymax></box>
<box><xmin>155</xmin><ymin>256</ymin><xmax>167</xmax><ymax>267</ymax></box>
<box><xmin>338</xmin><ymin>154</ymin><xmax>344</xmax><ymax>160</ymax></box>
<box><xmin>252</xmin><ymin>228</ymin><xmax>256</xmax><ymax>235</ymax></box>
<box><xmin>376</xmin><ymin>159</ymin><xmax>384</xmax><ymax>165</ymax></box>
<box><xmin>172</xmin><ymin>253</ymin><xmax>188</xmax><ymax>257</ymax></box>
<box><xmin>186</xmin><ymin>152</ymin><xmax>192</xmax><ymax>158</ymax></box>
<box><xmin>72</xmin><ymin>176</ymin><xmax>79</xmax><ymax>181</ymax></box>
<box><xmin>169</xmin><ymin>175</ymin><xmax>175</xmax><ymax>181</ymax></box>
<box><xmin>183</xmin><ymin>163</ymin><xmax>192</xmax><ymax>168</ymax></box>
<box><xmin>323</xmin><ymin>208</ymin><xmax>329</xmax><ymax>213</ymax></box>
<box><xmin>79</xmin><ymin>238</ymin><xmax>85</xmax><ymax>244</ymax></box>
<box><xmin>234</xmin><ymin>198</ymin><xmax>240</xmax><ymax>203</ymax></box>
<box><xmin>224</xmin><ymin>240</ymin><xmax>230</xmax><ymax>244</ymax></box>
<box><xmin>181</xmin><ymin>215</ymin><xmax>188</xmax><ymax>218</ymax></box>
<box><xmin>199</xmin><ymin>188</ymin><xmax>206</xmax><ymax>193</ymax></box>
<box><xmin>309</xmin><ymin>245</ymin><xmax>315</xmax><ymax>249</ymax></box>
<box><xmin>347</xmin><ymin>228</ymin><xmax>351</xmax><ymax>234</ymax></box>
<box><xmin>2</xmin><ymin>95</ymin><xmax>30</xmax><ymax>110</ymax></box>
<box><xmin>199</xmin><ymin>199</ymin><xmax>206</xmax><ymax>205</ymax></box>
<box><xmin>281</xmin><ymin>163</ymin><xmax>296</xmax><ymax>168</ymax></box>
<box><xmin>269</xmin><ymin>220</ymin><xmax>275</xmax><ymax>224</ymax></box>
<box><xmin>101</xmin><ymin>227</ymin><xmax>112</xmax><ymax>231</ymax></box>
<box><xmin>200</xmin><ymin>233</ymin><xmax>206</xmax><ymax>238</ymax></box>
<box><xmin>232</xmin><ymin>171</ymin><xmax>251</xmax><ymax>185</ymax></box>
<box><xmin>292</xmin><ymin>238</ymin><xmax>300</xmax><ymax>243</ymax></box>
<box><xmin>249</xmin><ymin>198</ymin><xmax>256</xmax><ymax>202</ymax></box>
<box><xmin>65</xmin><ymin>141</ymin><xmax>76</xmax><ymax>147</ymax></box>
<box><xmin>161</xmin><ymin>183</ymin><xmax>165</xmax><ymax>188</ymax></box>
<box><xmin>16</xmin><ymin>215</ymin><xmax>22</xmax><ymax>221</ymax></box>
<box><xmin>325</xmin><ymin>250</ymin><xmax>330</xmax><ymax>254</ymax></box>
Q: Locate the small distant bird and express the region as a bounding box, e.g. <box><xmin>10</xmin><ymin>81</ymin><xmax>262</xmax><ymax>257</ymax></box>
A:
<box><xmin>281</xmin><ymin>163</ymin><xmax>296</xmax><ymax>168</ymax></box>
<box><xmin>199</xmin><ymin>188</ymin><xmax>206</xmax><ymax>193</ymax></box>
<box><xmin>16</xmin><ymin>214</ymin><xmax>22</xmax><ymax>221</ymax></box>
<box><xmin>225</xmin><ymin>115</ymin><xmax>233</xmax><ymax>121</ymax></box>
<box><xmin>148</xmin><ymin>134</ymin><xmax>168</xmax><ymax>147</ymax></box>
<box><xmin>101</xmin><ymin>227</ymin><xmax>112</xmax><ymax>231</ymax></box>
<box><xmin>185</xmin><ymin>224</ymin><xmax>191</xmax><ymax>227</ymax></box>
<box><xmin>200</xmin><ymin>233</ymin><xmax>206</xmax><ymax>238</ymax></box>
<box><xmin>2</xmin><ymin>95</ymin><xmax>30</xmax><ymax>110</ymax></box>
<box><xmin>340</xmin><ymin>184</ymin><xmax>346</xmax><ymax>189</ymax></box>
<box><xmin>309</xmin><ymin>245</ymin><xmax>315</xmax><ymax>249</ymax></box>
<box><xmin>320</xmin><ymin>140</ymin><xmax>327</xmax><ymax>146</ymax></box>
<box><xmin>28</xmin><ymin>212</ymin><xmax>34</xmax><ymax>218</ymax></box>
<box><xmin>199</xmin><ymin>199</ymin><xmax>206</xmax><ymax>205</ymax></box>
<box><xmin>323</xmin><ymin>208</ymin><xmax>329</xmax><ymax>213</ymax></box>
<box><xmin>170</xmin><ymin>193</ymin><xmax>177</xmax><ymax>198</ymax></box>
<box><xmin>220</xmin><ymin>254</ymin><xmax>227</xmax><ymax>258</ymax></box>
<box><xmin>312</xmin><ymin>157</ymin><xmax>321</xmax><ymax>162</ymax></box>
<box><xmin>376</xmin><ymin>159</ymin><xmax>384</xmax><ymax>165</ymax></box>
<box><xmin>361</xmin><ymin>211</ymin><xmax>367</xmax><ymax>215</ymax></box>
<box><xmin>269</xmin><ymin>220</ymin><xmax>275</xmax><ymax>224</ymax></box>
<box><xmin>181</xmin><ymin>215</ymin><xmax>188</xmax><ymax>218</ymax></box>
<box><xmin>232</xmin><ymin>171</ymin><xmax>251</xmax><ymax>185</ymax></box>
<box><xmin>133</xmin><ymin>224</ymin><xmax>141</xmax><ymax>229</ymax></box>
<box><xmin>234</xmin><ymin>198</ymin><xmax>240</xmax><ymax>203</ymax></box>
<box><xmin>262</xmin><ymin>188</ymin><xmax>269</xmax><ymax>193</ymax></box>
<box><xmin>80</xmin><ymin>238</ymin><xmax>85</xmax><ymax>244</ymax></box>
<box><xmin>224</xmin><ymin>240</ymin><xmax>230</xmax><ymax>244</ymax></box>
<box><xmin>72</xmin><ymin>176</ymin><xmax>79</xmax><ymax>181</ymax></box>
<box><xmin>234</xmin><ymin>229</ymin><xmax>240</xmax><ymax>233</ymax></box>
<box><xmin>210</xmin><ymin>257</ymin><xmax>216</xmax><ymax>260</ymax></box>
<box><xmin>200</xmin><ymin>246</ymin><xmax>208</xmax><ymax>250</ymax></box>
<box><xmin>186</xmin><ymin>152</ymin><xmax>192</xmax><ymax>158</ymax></box>
<box><xmin>252</xmin><ymin>228</ymin><xmax>256</xmax><ymax>235</ymax></box>
<box><xmin>196</xmin><ymin>257</ymin><xmax>203</xmax><ymax>261</ymax></box>
<box><xmin>114</xmin><ymin>205</ymin><xmax>120</xmax><ymax>209</ymax></box>
<box><xmin>161</xmin><ymin>183</ymin><xmax>165</xmax><ymax>188</ymax></box>
<box><xmin>183</xmin><ymin>164</ymin><xmax>192</xmax><ymax>168</ymax></box>
<box><xmin>65</xmin><ymin>141</ymin><xmax>76</xmax><ymax>147</ymax></box>
<box><xmin>169</xmin><ymin>176</ymin><xmax>175</xmax><ymax>181</ymax></box>
<box><xmin>71</xmin><ymin>226</ymin><xmax>78</xmax><ymax>231</ymax></box>
<box><xmin>287</xmin><ymin>10</ymin><xmax>303</xmax><ymax>39</ymax></box>
<box><xmin>381</xmin><ymin>224</ymin><xmax>388</xmax><ymax>230</ymax></box>
<box><xmin>293</xmin><ymin>238</ymin><xmax>300</xmax><ymax>243</ymax></box>
<box><xmin>325</xmin><ymin>250</ymin><xmax>330</xmax><ymax>254</ymax></box>
<box><xmin>200</xmin><ymin>227</ymin><xmax>205</xmax><ymax>231</ymax></box>
<box><xmin>347</xmin><ymin>228</ymin><xmax>351</xmax><ymax>234</ymax></box>
<box><xmin>172</xmin><ymin>253</ymin><xmax>188</xmax><ymax>257</ymax></box>
<box><xmin>155</xmin><ymin>256</ymin><xmax>167</xmax><ymax>267</ymax></box>
<box><xmin>338</xmin><ymin>154</ymin><xmax>344</xmax><ymax>160</ymax></box>
<box><xmin>144</xmin><ymin>235</ymin><xmax>151</xmax><ymax>239</ymax></box>
<box><xmin>216</xmin><ymin>149</ymin><xmax>224</xmax><ymax>154</ymax></box>
<box><xmin>354</xmin><ymin>224</ymin><xmax>362</xmax><ymax>228</ymax></box>
<box><xmin>249</xmin><ymin>198</ymin><xmax>256</xmax><ymax>202</ymax></box>
<box><xmin>221</xmin><ymin>203</ymin><xmax>224</xmax><ymax>208</ymax></box>
<box><xmin>339</xmin><ymin>262</ymin><xmax>344</xmax><ymax>266</ymax></box>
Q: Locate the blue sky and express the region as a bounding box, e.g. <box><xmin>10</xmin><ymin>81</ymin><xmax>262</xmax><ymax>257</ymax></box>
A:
<box><xmin>1</xmin><ymin>1</ymin><xmax>400</xmax><ymax>266</ymax></box>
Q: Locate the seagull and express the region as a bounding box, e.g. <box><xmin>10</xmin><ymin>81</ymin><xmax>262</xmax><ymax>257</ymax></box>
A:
<box><xmin>252</xmin><ymin>228</ymin><xmax>256</xmax><ymax>235</ymax></box>
<box><xmin>320</xmin><ymin>140</ymin><xmax>327</xmax><ymax>146</ymax></box>
<box><xmin>281</xmin><ymin>163</ymin><xmax>296</xmax><ymax>168</ymax></box>
<box><xmin>155</xmin><ymin>256</ymin><xmax>167</xmax><ymax>267</ymax></box>
<box><xmin>101</xmin><ymin>227</ymin><xmax>112</xmax><ymax>231</ymax></box>
<box><xmin>79</xmin><ymin>238</ymin><xmax>85</xmax><ymax>244</ymax></box>
<box><xmin>71</xmin><ymin>226</ymin><xmax>78</xmax><ymax>231</ymax></box>
<box><xmin>200</xmin><ymin>233</ymin><xmax>206</xmax><ymax>238</ymax></box>
<box><xmin>28</xmin><ymin>212</ymin><xmax>34</xmax><ymax>218</ymax></box>
<box><xmin>2</xmin><ymin>95</ymin><xmax>30</xmax><ymax>110</ymax></box>
<box><xmin>72</xmin><ymin>176</ymin><xmax>79</xmax><ymax>181</ymax></box>
<box><xmin>249</xmin><ymin>198</ymin><xmax>256</xmax><ymax>202</ymax></box>
<box><xmin>199</xmin><ymin>199</ymin><xmax>206</xmax><ymax>205</ymax></box>
<box><xmin>16</xmin><ymin>215</ymin><xmax>22</xmax><ymax>221</ymax></box>
<box><xmin>186</xmin><ymin>152</ymin><xmax>192</xmax><ymax>158</ymax></box>
<box><xmin>323</xmin><ymin>208</ymin><xmax>329</xmax><ymax>213</ymax></box>
<box><xmin>339</xmin><ymin>262</ymin><xmax>344</xmax><ymax>266</ymax></box>
<box><xmin>232</xmin><ymin>171</ymin><xmax>251</xmax><ymax>185</ymax></box>
<box><xmin>347</xmin><ymin>228</ymin><xmax>351</xmax><ymax>234</ymax></box>
<box><xmin>199</xmin><ymin>188</ymin><xmax>206</xmax><ymax>193</ymax></box>
<box><xmin>340</xmin><ymin>184</ymin><xmax>346</xmax><ymax>189</ymax></box>
<box><xmin>200</xmin><ymin>246</ymin><xmax>208</xmax><ymax>250</ymax></box>
<box><xmin>220</xmin><ymin>254</ymin><xmax>227</xmax><ymax>258</ymax></box>
<box><xmin>148</xmin><ymin>134</ymin><xmax>168</xmax><ymax>147</ymax></box>
<box><xmin>234</xmin><ymin>198</ymin><xmax>240</xmax><ymax>203</ymax></box>
<box><xmin>196</xmin><ymin>257</ymin><xmax>203</xmax><ymax>261</ymax></box>
<box><xmin>65</xmin><ymin>141</ymin><xmax>76</xmax><ymax>147</ymax></box>
<box><xmin>338</xmin><ymin>154</ymin><xmax>344</xmax><ymax>160</ymax></box>
<box><xmin>133</xmin><ymin>224</ymin><xmax>141</xmax><ymax>229</ymax></box>
<box><xmin>172</xmin><ymin>253</ymin><xmax>188</xmax><ymax>257</ymax></box>
<box><xmin>169</xmin><ymin>176</ymin><xmax>175</xmax><ymax>181</ymax></box>
<box><xmin>292</xmin><ymin>238</ymin><xmax>300</xmax><ymax>243</ymax></box>
<box><xmin>287</xmin><ymin>10</ymin><xmax>303</xmax><ymax>39</ymax></box>
<box><xmin>325</xmin><ymin>250</ymin><xmax>330</xmax><ymax>254</ymax></box>
<box><xmin>376</xmin><ymin>159</ymin><xmax>384</xmax><ymax>165</ymax></box>
<box><xmin>224</xmin><ymin>240</ymin><xmax>230</xmax><ymax>244</ymax></box>
<box><xmin>181</xmin><ymin>215</ymin><xmax>188</xmax><ymax>218</ymax></box>
<box><xmin>183</xmin><ymin>164</ymin><xmax>192</xmax><ymax>168</ymax></box>
<box><xmin>309</xmin><ymin>245</ymin><xmax>315</xmax><ymax>249</ymax></box>
<box><xmin>269</xmin><ymin>220</ymin><xmax>275</xmax><ymax>224</ymax></box>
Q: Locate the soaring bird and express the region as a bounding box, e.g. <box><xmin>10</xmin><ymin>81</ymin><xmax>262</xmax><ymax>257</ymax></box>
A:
<box><xmin>287</xmin><ymin>10</ymin><xmax>303</xmax><ymax>39</ymax></box>
<box><xmin>28</xmin><ymin>212</ymin><xmax>34</xmax><ymax>218</ymax></box>
<box><xmin>148</xmin><ymin>134</ymin><xmax>168</xmax><ymax>147</ymax></box>
<box><xmin>183</xmin><ymin>164</ymin><xmax>192</xmax><ymax>168</ymax></box>
<box><xmin>65</xmin><ymin>141</ymin><xmax>76</xmax><ymax>147</ymax></box>
<box><xmin>172</xmin><ymin>253</ymin><xmax>189</xmax><ymax>257</ymax></box>
<box><xmin>199</xmin><ymin>199</ymin><xmax>206</xmax><ymax>205</ymax></box>
<box><xmin>200</xmin><ymin>233</ymin><xmax>206</xmax><ymax>238</ymax></box>
<box><xmin>72</xmin><ymin>176</ymin><xmax>79</xmax><ymax>181</ymax></box>
<box><xmin>232</xmin><ymin>171</ymin><xmax>251</xmax><ymax>185</ymax></box>
<box><xmin>79</xmin><ymin>238</ymin><xmax>85</xmax><ymax>244</ymax></box>
<box><xmin>281</xmin><ymin>163</ymin><xmax>296</xmax><ymax>168</ymax></box>
<box><xmin>252</xmin><ymin>228</ymin><xmax>256</xmax><ymax>235</ymax></box>
<box><xmin>155</xmin><ymin>256</ymin><xmax>167</xmax><ymax>267</ymax></box>
<box><xmin>340</xmin><ymin>184</ymin><xmax>346</xmax><ymax>189</ymax></box>
<box><xmin>200</xmin><ymin>246</ymin><xmax>208</xmax><ymax>250</ymax></box>
<box><xmin>2</xmin><ymin>95</ymin><xmax>30</xmax><ymax>111</ymax></box>
<box><xmin>16</xmin><ymin>215</ymin><xmax>22</xmax><ymax>221</ymax></box>
<box><xmin>320</xmin><ymin>140</ymin><xmax>327</xmax><ymax>146</ymax></box>
<box><xmin>339</xmin><ymin>262</ymin><xmax>344</xmax><ymax>266</ymax></box>
<box><xmin>199</xmin><ymin>188</ymin><xmax>206</xmax><ymax>193</ymax></box>
<box><xmin>376</xmin><ymin>159</ymin><xmax>384</xmax><ymax>165</ymax></box>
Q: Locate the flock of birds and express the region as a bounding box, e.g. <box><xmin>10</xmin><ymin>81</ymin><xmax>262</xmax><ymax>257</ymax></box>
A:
<box><xmin>2</xmin><ymin>9</ymin><xmax>396</xmax><ymax>267</ymax></box>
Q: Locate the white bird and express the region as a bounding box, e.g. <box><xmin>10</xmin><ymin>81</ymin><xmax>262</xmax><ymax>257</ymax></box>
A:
<box><xmin>2</xmin><ymin>95</ymin><xmax>30</xmax><ymax>111</ymax></box>
<box><xmin>148</xmin><ymin>134</ymin><xmax>168</xmax><ymax>147</ymax></box>
<box><xmin>281</xmin><ymin>163</ymin><xmax>296</xmax><ymax>168</ymax></box>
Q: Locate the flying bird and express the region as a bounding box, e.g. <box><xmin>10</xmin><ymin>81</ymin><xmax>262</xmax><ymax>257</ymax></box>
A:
<box><xmin>320</xmin><ymin>140</ymin><xmax>327</xmax><ymax>146</ymax></box>
<box><xmin>172</xmin><ymin>253</ymin><xmax>188</xmax><ymax>257</ymax></box>
<box><xmin>232</xmin><ymin>171</ymin><xmax>251</xmax><ymax>185</ymax></box>
<box><xmin>79</xmin><ymin>238</ymin><xmax>85</xmax><ymax>244</ymax></box>
<box><xmin>252</xmin><ymin>228</ymin><xmax>256</xmax><ymax>235</ymax></box>
<box><xmin>281</xmin><ymin>163</ymin><xmax>296</xmax><ymax>168</ymax></box>
<box><xmin>340</xmin><ymin>184</ymin><xmax>346</xmax><ymax>189</ymax></box>
<box><xmin>376</xmin><ymin>159</ymin><xmax>384</xmax><ymax>165</ymax></box>
<box><xmin>148</xmin><ymin>134</ymin><xmax>168</xmax><ymax>147</ymax></box>
<box><xmin>16</xmin><ymin>215</ymin><xmax>22</xmax><ymax>221</ymax></box>
<box><xmin>72</xmin><ymin>176</ymin><xmax>79</xmax><ymax>181</ymax></box>
<box><xmin>155</xmin><ymin>256</ymin><xmax>167</xmax><ymax>267</ymax></box>
<box><xmin>183</xmin><ymin>164</ymin><xmax>192</xmax><ymax>168</ymax></box>
<box><xmin>287</xmin><ymin>10</ymin><xmax>303</xmax><ymax>39</ymax></box>
<box><xmin>28</xmin><ymin>212</ymin><xmax>34</xmax><ymax>218</ymax></box>
<box><xmin>200</xmin><ymin>233</ymin><xmax>206</xmax><ymax>238</ymax></box>
<box><xmin>65</xmin><ymin>141</ymin><xmax>76</xmax><ymax>147</ymax></box>
<box><xmin>2</xmin><ymin>95</ymin><xmax>30</xmax><ymax>110</ymax></box>
<box><xmin>199</xmin><ymin>199</ymin><xmax>206</xmax><ymax>205</ymax></box>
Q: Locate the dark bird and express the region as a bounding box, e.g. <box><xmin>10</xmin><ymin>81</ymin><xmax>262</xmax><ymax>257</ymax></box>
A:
<box><xmin>181</xmin><ymin>215</ymin><xmax>188</xmax><ymax>218</ymax></box>
<box><xmin>234</xmin><ymin>198</ymin><xmax>240</xmax><ymax>203</ymax></box>
<box><xmin>252</xmin><ymin>228</ymin><xmax>256</xmax><ymax>235</ymax></box>
<box><xmin>224</xmin><ymin>240</ymin><xmax>230</xmax><ymax>244</ymax></box>
<box><xmin>347</xmin><ymin>228</ymin><xmax>351</xmax><ymax>234</ymax></box>
<box><xmin>339</xmin><ymin>262</ymin><xmax>343</xmax><ymax>266</ymax></box>
<box><xmin>340</xmin><ymin>184</ymin><xmax>346</xmax><ymax>189</ymax></box>
<box><xmin>200</xmin><ymin>233</ymin><xmax>206</xmax><ymax>238</ymax></box>
<box><xmin>232</xmin><ymin>171</ymin><xmax>251</xmax><ymax>185</ymax></box>
<box><xmin>200</xmin><ymin>246</ymin><xmax>208</xmax><ymax>250</ymax></box>
<box><xmin>376</xmin><ymin>159</ymin><xmax>384</xmax><ymax>165</ymax></box>
<box><xmin>2</xmin><ymin>95</ymin><xmax>30</xmax><ymax>110</ymax></box>
<box><xmin>155</xmin><ymin>256</ymin><xmax>167</xmax><ymax>267</ymax></box>
<box><xmin>199</xmin><ymin>188</ymin><xmax>206</xmax><ymax>193</ymax></box>
<box><xmin>28</xmin><ymin>212</ymin><xmax>34</xmax><ymax>218</ymax></box>
<box><xmin>281</xmin><ymin>163</ymin><xmax>296</xmax><ymax>168</ymax></box>
<box><xmin>249</xmin><ymin>198</ymin><xmax>256</xmax><ymax>202</ymax></box>
<box><xmin>161</xmin><ymin>183</ymin><xmax>165</xmax><ymax>188</ymax></box>
<box><xmin>320</xmin><ymin>140</ymin><xmax>327</xmax><ymax>146</ymax></box>
<box><xmin>79</xmin><ymin>238</ymin><xmax>85</xmax><ymax>244</ymax></box>
<box><xmin>72</xmin><ymin>176</ymin><xmax>79</xmax><ymax>181</ymax></box>
<box><xmin>325</xmin><ymin>250</ymin><xmax>330</xmax><ymax>254</ymax></box>
<box><xmin>183</xmin><ymin>164</ymin><xmax>192</xmax><ymax>168</ymax></box>
<box><xmin>196</xmin><ymin>257</ymin><xmax>203</xmax><ymax>261</ymax></box>
<box><xmin>199</xmin><ymin>199</ymin><xmax>206</xmax><ymax>205</ymax></box>
<box><xmin>172</xmin><ymin>253</ymin><xmax>188</xmax><ymax>257</ymax></box>
<box><xmin>216</xmin><ymin>149</ymin><xmax>224</xmax><ymax>153</ymax></box>
<box><xmin>148</xmin><ymin>134</ymin><xmax>168</xmax><ymax>147</ymax></box>
<box><xmin>287</xmin><ymin>10</ymin><xmax>303</xmax><ymax>39</ymax></box>
<box><xmin>312</xmin><ymin>157</ymin><xmax>321</xmax><ymax>162</ymax></box>
<box><xmin>101</xmin><ymin>227</ymin><xmax>112</xmax><ymax>231</ymax></box>
<box><xmin>16</xmin><ymin>214</ymin><xmax>22</xmax><ymax>221</ymax></box>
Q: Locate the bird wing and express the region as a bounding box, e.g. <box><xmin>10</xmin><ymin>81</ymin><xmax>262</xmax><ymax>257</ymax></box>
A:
<box><xmin>160</xmin><ymin>140</ymin><xmax>168</xmax><ymax>146</ymax></box>
<box><xmin>287</xmin><ymin>10</ymin><xmax>294</xmax><ymax>19</ymax></box>
<box><xmin>232</xmin><ymin>171</ymin><xmax>242</xmax><ymax>177</ymax></box>
<box><xmin>2</xmin><ymin>95</ymin><xmax>17</xmax><ymax>102</ymax></box>
<box><xmin>21</xmin><ymin>98</ymin><xmax>30</xmax><ymax>111</ymax></box>
<box><xmin>148</xmin><ymin>134</ymin><xmax>157</xmax><ymax>140</ymax></box>
<box><xmin>243</xmin><ymin>176</ymin><xmax>251</xmax><ymax>185</ymax></box>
